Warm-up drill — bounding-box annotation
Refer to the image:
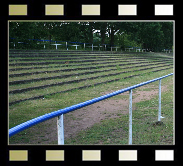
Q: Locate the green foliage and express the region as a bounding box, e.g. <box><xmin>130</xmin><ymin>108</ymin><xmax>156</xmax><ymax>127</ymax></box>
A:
<box><xmin>9</xmin><ymin>22</ymin><xmax>173</xmax><ymax>51</ymax></box>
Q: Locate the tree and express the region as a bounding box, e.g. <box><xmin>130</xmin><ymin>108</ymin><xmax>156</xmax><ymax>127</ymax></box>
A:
<box><xmin>93</xmin><ymin>22</ymin><xmax>108</xmax><ymax>45</ymax></box>
<box><xmin>160</xmin><ymin>22</ymin><xmax>173</xmax><ymax>49</ymax></box>
<box><xmin>9</xmin><ymin>21</ymin><xmax>173</xmax><ymax>51</ymax></box>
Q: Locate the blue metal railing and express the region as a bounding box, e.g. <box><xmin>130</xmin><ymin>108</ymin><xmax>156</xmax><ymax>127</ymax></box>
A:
<box><xmin>9</xmin><ymin>73</ymin><xmax>173</xmax><ymax>144</ymax></box>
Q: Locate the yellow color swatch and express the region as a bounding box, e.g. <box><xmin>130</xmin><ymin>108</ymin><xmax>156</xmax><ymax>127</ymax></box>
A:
<box><xmin>9</xmin><ymin>150</ymin><xmax>28</xmax><ymax>161</ymax></box>
<box><xmin>45</xmin><ymin>5</ymin><xmax>64</xmax><ymax>15</ymax></box>
<box><xmin>118</xmin><ymin>5</ymin><xmax>137</xmax><ymax>15</ymax></box>
<box><xmin>9</xmin><ymin>5</ymin><xmax>27</xmax><ymax>15</ymax></box>
<box><xmin>46</xmin><ymin>150</ymin><xmax>64</xmax><ymax>161</ymax></box>
<box><xmin>82</xmin><ymin>150</ymin><xmax>101</xmax><ymax>161</ymax></box>
<box><xmin>119</xmin><ymin>150</ymin><xmax>137</xmax><ymax>161</ymax></box>
<box><xmin>82</xmin><ymin>5</ymin><xmax>100</xmax><ymax>15</ymax></box>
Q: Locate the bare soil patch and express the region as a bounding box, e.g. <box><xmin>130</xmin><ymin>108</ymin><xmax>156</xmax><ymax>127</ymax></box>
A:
<box><xmin>22</xmin><ymin>83</ymin><xmax>170</xmax><ymax>144</ymax></box>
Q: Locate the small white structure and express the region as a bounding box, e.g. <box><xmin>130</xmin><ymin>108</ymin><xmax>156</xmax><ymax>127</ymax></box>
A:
<box><xmin>104</xmin><ymin>44</ymin><xmax>107</xmax><ymax>51</ymax></box>
<box><xmin>100</xmin><ymin>44</ymin><xmax>108</xmax><ymax>51</ymax></box>
<box><xmin>125</xmin><ymin>47</ymin><xmax>133</xmax><ymax>51</ymax></box>
<box><xmin>163</xmin><ymin>49</ymin><xmax>171</xmax><ymax>53</ymax></box>
<box><xmin>111</xmin><ymin>46</ymin><xmax>120</xmax><ymax>51</ymax></box>
<box><xmin>10</xmin><ymin>42</ymin><xmax>16</xmax><ymax>49</ymax></box>
<box><xmin>50</xmin><ymin>43</ymin><xmax>63</xmax><ymax>50</ymax></box>
<box><xmin>98</xmin><ymin>45</ymin><xmax>103</xmax><ymax>51</ymax></box>
<box><xmin>136</xmin><ymin>48</ymin><xmax>141</xmax><ymax>52</ymax></box>
<box><xmin>37</xmin><ymin>43</ymin><xmax>46</xmax><ymax>49</ymax></box>
<box><xmin>86</xmin><ymin>44</ymin><xmax>98</xmax><ymax>51</ymax></box>
<box><xmin>70</xmin><ymin>45</ymin><xmax>80</xmax><ymax>50</ymax></box>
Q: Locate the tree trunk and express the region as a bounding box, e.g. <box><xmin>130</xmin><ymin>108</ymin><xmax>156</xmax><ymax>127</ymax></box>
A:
<box><xmin>100</xmin><ymin>23</ymin><xmax>107</xmax><ymax>45</ymax></box>
<box><xmin>89</xmin><ymin>26</ymin><xmax>93</xmax><ymax>43</ymax></box>
<box><xmin>49</xmin><ymin>34</ymin><xmax>51</xmax><ymax>43</ymax></box>
<box><xmin>101</xmin><ymin>29</ymin><xmax>106</xmax><ymax>45</ymax></box>
<box><xmin>110</xmin><ymin>26</ymin><xmax>114</xmax><ymax>46</ymax></box>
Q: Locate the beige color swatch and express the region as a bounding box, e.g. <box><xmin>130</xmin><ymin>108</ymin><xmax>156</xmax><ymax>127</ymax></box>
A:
<box><xmin>82</xmin><ymin>150</ymin><xmax>101</xmax><ymax>161</ymax></box>
<box><xmin>119</xmin><ymin>150</ymin><xmax>137</xmax><ymax>161</ymax></box>
<box><xmin>45</xmin><ymin>5</ymin><xmax>64</xmax><ymax>15</ymax></box>
<box><xmin>82</xmin><ymin>5</ymin><xmax>100</xmax><ymax>15</ymax></box>
<box><xmin>118</xmin><ymin>5</ymin><xmax>137</xmax><ymax>15</ymax></box>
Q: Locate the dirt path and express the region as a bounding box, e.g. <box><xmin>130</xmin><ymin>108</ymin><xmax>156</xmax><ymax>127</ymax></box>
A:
<box><xmin>26</xmin><ymin>83</ymin><xmax>170</xmax><ymax>144</ymax></box>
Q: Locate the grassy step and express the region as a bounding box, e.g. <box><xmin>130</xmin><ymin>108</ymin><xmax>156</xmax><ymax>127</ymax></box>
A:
<box><xmin>9</xmin><ymin>63</ymin><xmax>173</xmax><ymax>91</ymax></box>
<box><xmin>9</xmin><ymin>57</ymin><xmax>125</xmax><ymax>62</ymax></box>
<box><xmin>9</xmin><ymin>66</ymin><xmax>173</xmax><ymax>106</ymax></box>
<box><xmin>9</xmin><ymin>62</ymin><xmax>172</xmax><ymax>84</ymax></box>
<box><xmin>9</xmin><ymin>57</ymin><xmax>172</xmax><ymax>72</ymax></box>
<box><xmin>9</xmin><ymin>63</ymin><xmax>170</xmax><ymax>94</ymax></box>
<box><xmin>9</xmin><ymin>65</ymin><xmax>172</xmax><ymax>98</ymax></box>
<box><xmin>10</xmin><ymin>55</ymin><xmax>172</xmax><ymax>66</ymax></box>
<box><xmin>9</xmin><ymin>59</ymin><xmax>154</xmax><ymax>79</ymax></box>
<box><xmin>9</xmin><ymin>59</ymin><xmax>171</xmax><ymax>77</ymax></box>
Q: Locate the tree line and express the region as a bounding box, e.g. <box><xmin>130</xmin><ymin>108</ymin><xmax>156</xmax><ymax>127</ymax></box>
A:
<box><xmin>9</xmin><ymin>21</ymin><xmax>173</xmax><ymax>51</ymax></box>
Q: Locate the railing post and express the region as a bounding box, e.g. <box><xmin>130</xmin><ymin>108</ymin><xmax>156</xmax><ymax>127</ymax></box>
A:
<box><xmin>57</xmin><ymin>114</ymin><xmax>64</xmax><ymax>145</ymax></box>
<box><xmin>129</xmin><ymin>89</ymin><xmax>132</xmax><ymax>145</ymax></box>
<box><xmin>158</xmin><ymin>79</ymin><xmax>161</xmax><ymax>121</ymax></box>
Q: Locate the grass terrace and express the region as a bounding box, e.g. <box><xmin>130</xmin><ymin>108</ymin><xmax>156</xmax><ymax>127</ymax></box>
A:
<box><xmin>9</xmin><ymin>50</ymin><xmax>174</xmax><ymax>145</ymax></box>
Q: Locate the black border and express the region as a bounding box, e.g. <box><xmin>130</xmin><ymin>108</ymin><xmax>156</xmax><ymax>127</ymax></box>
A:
<box><xmin>1</xmin><ymin>0</ymin><xmax>181</xmax><ymax>166</ymax></box>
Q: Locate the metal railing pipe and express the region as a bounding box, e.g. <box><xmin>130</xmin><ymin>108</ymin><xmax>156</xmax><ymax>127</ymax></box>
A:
<box><xmin>9</xmin><ymin>73</ymin><xmax>173</xmax><ymax>138</ymax></box>
<box><xmin>57</xmin><ymin>114</ymin><xmax>64</xmax><ymax>145</ymax></box>
<box><xmin>129</xmin><ymin>89</ymin><xmax>133</xmax><ymax>145</ymax></box>
<box><xmin>158</xmin><ymin>79</ymin><xmax>161</xmax><ymax>121</ymax></box>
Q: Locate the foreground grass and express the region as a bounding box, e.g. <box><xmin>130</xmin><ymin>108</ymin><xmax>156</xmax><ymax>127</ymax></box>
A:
<box><xmin>9</xmin><ymin>67</ymin><xmax>173</xmax><ymax>144</ymax></box>
<box><xmin>65</xmin><ymin>75</ymin><xmax>173</xmax><ymax>145</ymax></box>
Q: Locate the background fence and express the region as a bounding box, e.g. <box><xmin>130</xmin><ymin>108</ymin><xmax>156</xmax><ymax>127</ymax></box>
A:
<box><xmin>10</xmin><ymin>37</ymin><xmax>173</xmax><ymax>53</ymax></box>
<box><xmin>10</xmin><ymin>37</ymin><xmax>122</xmax><ymax>51</ymax></box>
<box><xmin>9</xmin><ymin>73</ymin><xmax>173</xmax><ymax>145</ymax></box>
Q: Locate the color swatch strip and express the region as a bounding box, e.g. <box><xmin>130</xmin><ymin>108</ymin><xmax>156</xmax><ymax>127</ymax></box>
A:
<box><xmin>8</xmin><ymin>4</ymin><xmax>174</xmax><ymax>16</ymax></box>
<box><xmin>8</xmin><ymin>149</ymin><xmax>175</xmax><ymax>161</ymax></box>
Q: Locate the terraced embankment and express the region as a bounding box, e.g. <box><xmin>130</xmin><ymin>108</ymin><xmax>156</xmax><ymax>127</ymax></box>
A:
<box><xmin>9</xmin><ymin>50</ymin><xmax>174</xmax><ymax>145</ymax></box>
<box><xmin>9</xmin><ymin>50</ymin><xmax>173</xmax><ymax>106</ymax></box>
